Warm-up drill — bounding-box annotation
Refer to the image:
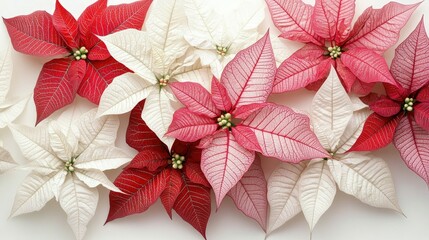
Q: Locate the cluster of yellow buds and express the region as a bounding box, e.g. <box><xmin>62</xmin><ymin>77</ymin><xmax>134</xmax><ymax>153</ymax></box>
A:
<box><xmin>65</xmin><ymin>157</ymin><xmax>76</xmax><ymax>173</ymax></box>
<box><xmin>170</xmin><ymin>153</ymin><xmax>185</xmax><ymax>169</ymax></box>
<box><xmin>159</xmin><ymin>74</ymin><xmax>171</xmax><ymax>87</ymax></box>
<box><xmin>217</xmin><ymin>113</ymin><xmax>232</xmax><ymax>129</ymax></box>
<box><xmin>328</xmin><ymin>46</ymin><xmax>342</xmax><ymax>59</ymax></box>
<box><xmin>216</xmin><ymin>45</ymin><xmax>228</xmax><ymax>56</ymax></box>
<box><xmin>403</xmin><ymin>97</ymin><xmax>414</xmax><ymax>112</ymax></box>
<box><xmin>73</xmin><ymin>46</ymin><xmax>88</xmax><ymax>61</ymax></box>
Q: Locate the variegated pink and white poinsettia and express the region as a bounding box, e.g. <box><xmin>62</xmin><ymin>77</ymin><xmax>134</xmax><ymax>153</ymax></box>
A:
<box><xmin>97</xmin><ymin>0</ymin><xmax>211</xmax><ymax>150</ymax></box>
<box><xmin>266</xmin><ymin>0</ymin><xmax>419</xmax><ymax>94</ymax></box>
<box><xmin>267</xmin><ymin>67</ymin><xmax>400</xmax><ymax>234</ymax></box>
<box><xmin>350</xmin><ymin>19</ymin><xmax>429</xmax><ymax>186</ymax></box>
<box><xmin>9</xmin><ymin>106</ymin><xmax>131</xmax><ymax>240</ymax></box>
<box><xmin>167</xmin><ymin>31</ymin><xmax>329</xmax><ymax>209</ymax></box>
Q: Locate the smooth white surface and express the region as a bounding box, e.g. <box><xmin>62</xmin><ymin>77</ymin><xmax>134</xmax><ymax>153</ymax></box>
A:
<box><xmin>0</xmin><ymin>0</ymin><xmax>429</xmax><ymax>240</ymax></box>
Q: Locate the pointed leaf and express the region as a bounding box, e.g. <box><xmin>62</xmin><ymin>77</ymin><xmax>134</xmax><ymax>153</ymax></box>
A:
<box><xmin>34</xmin><ymin>59</ymin><xmax>86</xmax><ymax>124</ymax></box>
<box><xmin>241</xmin><ymin>104</ymin><xmax>328</xmax><ymax>162</ymax></box>
<box><xmin>231</xmin><ymin>126</ymin><xmax>262</xmax><ymax>153</ymax></box>
<box><xmin>299</xmin><ymin>160</ymin><xmax>336</xmax><ymax>231</ymax></box>
<box><xmin>417</xmin><ymin>86</ymin><xmax>429</xmax><ymax>103</ymax></box>
<box><xmin>75</xmin><ymin>146</ymin><xmax>131</xmax><ymax>171</ymax></box>
<box><xmin>52</xmin><ymin>0</ymin><xmax>78</xmax><ymax>49</ymax></box>
<box><xmin>107</xmin><ymin>168</ymin><xmax>167</xmax><ymax>222</ymax></box>
<box><xmin>414</xmin><ymin>103</ymin><xmax>429</xmax><ymax>132</ymax></box>
<box><xmin>184</xmin><ymin>162</ymin><xmax>210</xmax><ymax>188</ymax></box>
<box><xmin>267</xmin><ymin>162</ymin><xmax>306</xmax><ymax>234</ymax></box>
<box><xmin>78</xmin><ymin>58</ymin><xmax>130</xmax><ymax>104</ymax></box>
<box><xmin>394</xmin><ymin>115</ymin><xmax>429</xmax><ymax>185</ymax></box>
<box><xmin>125</xmin><ymin>146</ymin><xmax>169</xmax><ymax>171</ymax></box>
<box><xmin>211</xmin><ymin>77</ymin><xmax>232</xmax><ymax>112</ymax></box>
<box><xmin>232</xmin><ymin>103</ymin><xmax>270</xmax><ymax>120</ymax></box>
<box><xmin>340</xmin><ymin>48</ymin><xmax>396</xmax><ymax>86</ymax></box>
<box><xmin>328</xmin><ymin>153</ymin><xmax>400</xmax><ymax>211</ymax></box>
<box><xmin>349</xmin><ymin>113</ymin><xmax>401</xmax><ymax>151</ymax></box>
<box><xmin>266</xmin><ymin>0</ymin><xmax>322</xmax><ymax>45</ymax></box>
<box><xmin>160</xmin><ymin>169</ymin><xmax>183</xmax><ymax>218</ymax></box>
<box><xmin>391</xmin><ymin>18</ymin><xmax>429</xmax><ymax>93</ymax></box>
<box><xmin>228</xmin><ymin>157</ymin><xmax>267</xmax><ymax>231</ymax></box>
<box><xmin>77</xmin><ymin>0</ymin><xmax>107</xmax><ymax>40</ymax></box>
<box><xmin>370</xmin><ymin>98</ymin><xmax>401</xmax><ymax>118</ymax></box>
<box><xmin>10</xmin><ymin>172</ymin><xmax>58</xmax><ymax>217</ymax></box>
<box><xmin>48</xmin><ymin>121</ymin><xmax>74</xmax><ymax>161</ymax></box>
<box><xmin>345</xmin><ymin>2</ymin><xmax>419</xmax><ymax>53</ymax></box>
<box><xmin>0</xmin><ymin>45</ymin><xmax>13</xmax><ymax>103</ymax></box>
<box><xmin>142</xmin><ymin>90</ymin><xmax>175</xmax><ymax>150</ymax></box>
<box><xmin>0</xmin><ymin>147</ymin><xmax>16</xmax><ymax>173</ymax></box>
<box><xmin>126</xmin><ymin>101</ymin><xmax>164</xmax><ymax>151</ymax></box>
<box><xmin>201</xmin><ymin>130</ymin><xmax>255</xmax><ymax>206</ymax></box>
<box><xmin>97</xmin><ymin>73</ymin><xmax>155</xmax><ymax>117</ymax></box>
<box><xmin>311</xmin><ymin>66</ymin><xmax>353</xmax><ymax>151</ymax></box>
<box><xmin>59</xmin><ymin>175</ymin><xmax>99</xmax><ymax>240</ymax></box>
<box><xmin>89</xmin><ymin>0</ymin><xmax>153</xmax><ymax>60</ymax></box>
<box><xmin>273</xmin><ymin>44</ymin><xmax>331</xmax><ymax>93</ymax></box>
<box><xmin>0</xmin><ymin>97</ymin><xmax>29</xmax><ymax>128</ymax></box>
<box><xmin>336</xmin><ymin>109</ymin><xmax>371</xmax><ymax>154</ymax></box>
<box><xmin>312</xmin><ymin>0</ymin><xmax>355</xmax><ymax>42</ymax></box>
<box><xmin>3</xmin><ymin>11</ymin><xmax>68</xmax><ymax>57</ymax></box>
<box><xmin>173</xmin><ymin>177</ymin><xmax>211</xmax><ymax>238</ymax></box>
<box><xmin>221</xmin><ymin>31</ymin><xmax>275</xmax><ymax>109</ymax></box>
<box><xmin>170</xmin><ymin>82</ymin><xmax>220</xmax><ymax>118</ymax></box>
<box><xmin>75</xmin><ymin>169</ymin><xmax>119</xmax><ymax>192</ymax></box>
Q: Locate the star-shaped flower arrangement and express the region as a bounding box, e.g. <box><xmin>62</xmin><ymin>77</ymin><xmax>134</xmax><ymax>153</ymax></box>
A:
<box><xmin>183</xmin><ymin>0</ymin><xmax>265</xmax><ymax>78</ymax></box>
<box><xmin>266</xmin><ymin>0</ymin><xmax>419</xmax><ymax>94</ymax></box>
<box><xmin>350</xmin><ymin>19</ymin><xmax>429</xmax><ymax>186</ymax></box>
<box><xmin>167</xmin><ymin>31</ymin><xmax>329</xmax><ymax>208</ymax></box>
<box><xmin>97</xmin><ymin>0</ymin><xmax>211</xmax><ymax>150</ymax></box>
<box><xmin>9</xmin><ymin>107</ymin><xmax>131</xmax><ymax>240</ymax></box>
<box><xmin>0</xmin><ymin>45</ymin><xmax>29</xmax><ymax>173</ymax></box>
<box><xmin>106</xmin><ymin>101</ymin><xmax>212</xmax><ymax>238</ymax></box>
<box><xmin>267</xmin><ymin>67</ymin><xmax>400</xmax><ymax>234</ymax></box>
<box><xmin>3</xmin><ymin>0</ymin><xmax>152</xmax><ymax>123</ymax></box>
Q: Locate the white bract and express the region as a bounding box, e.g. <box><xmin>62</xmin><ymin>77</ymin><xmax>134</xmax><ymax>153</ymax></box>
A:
<box><xmin>9</xmin><ymin>108</ymin><xmax>131</xmax><ymax>240</ymax></box>
<box><xmin>0</xmin><ymin>45</ymin><xmax>29</xmax><ymax>173</ymax></box>
<box><xmin>184</xmin><ymin>0</ymin><xmax>265</xmax><ymax>78</ymax></box>
<box><xmin>97</xmin><ymin>0</ymin><xmax>211</xmax><ymax>150</ymax></box>
<box><xmin>267</xmin><ymin>67</ymin><xmax>401</xmax><ymax>234</ymax></box>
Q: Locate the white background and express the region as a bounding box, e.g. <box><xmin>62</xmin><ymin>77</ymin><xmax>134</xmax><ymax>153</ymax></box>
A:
<box><xmin>1</xmin><ymin>0</ymin><xmax>429</xmax><ymax>240</ymax></box>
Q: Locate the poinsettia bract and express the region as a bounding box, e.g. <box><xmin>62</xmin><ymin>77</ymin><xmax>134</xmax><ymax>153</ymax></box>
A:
<box><xmin>167</xmin><ymin>31</ymin><xmax>328</xmax><ymax>206</ymax></box>
<box><xmin>267</xmin><ymin>67</ymin><xmax>400</xmax><ymax>234</ymax></box>
<box><xmin>351</xmin><ymin>19</ymin><xmax>429</xmax><ymax>185</ymax></box>
<box><xmin>3</xmin><ymin>0</ymin><xmax>152</xmax><ymax>123</ymax></box>
<box><xmin>266</xmin><ymin>0</ymin><xmax>419</xmax><ymax>94</ymax></box>
<box><xmin>107</xmin><ymin>101</ymin><xmax>211</xmax><ymax>238</ymax></box>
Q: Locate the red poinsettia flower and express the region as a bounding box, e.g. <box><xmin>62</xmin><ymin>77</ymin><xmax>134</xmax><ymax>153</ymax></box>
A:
<box><xmin>350</xmin><ymin>19</ymin><xmax>429</xmax><ymax>185</ymax></box>
<box><xmin>266</xmin><ymin>0</ymin><xmax>419</xmax><ymax>94</ymax></box>
<box><xmin>3</xmin><ymin>0</ymin><xmax>152</xmax><ymax>123</ymax></box>
<box><xmin>166</xmin><ymin>32</ymin><xmax>328</xmax><ymax>206</ymax></box>
<box><xmin>107</xmin><ymin>101</ymin><xmax>211</xmax><ymax>238</ymax></box>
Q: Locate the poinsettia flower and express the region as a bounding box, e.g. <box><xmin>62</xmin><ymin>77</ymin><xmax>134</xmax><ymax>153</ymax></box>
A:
<box><xmin>267</xmin><ymin>67</ymin><xmax>400</xmax><ymax>234</ymax></box>
<box><xmin>9</xmin><ymin>107</ymin><xmax>131</xmax><ymax>240</ymax></box>
<box><xmin>350</xmin><ymin>19</ymin><xmax>429</xmax><ymax>186</ymax></box>
<box><xmin>183</xmin><ymin>0</ymin><xmax>264</xmax><ymax>78</ymax></box>
<box><xmin>0</xmin><ymin>45</ymin><xmax>29</xmax><ymax>173</ymax></box>
<box><xmin>167</xmin><ymin>32</ymin><xmax>328</xmax><ymax>206</ymax></box>
<box><xmin>266</xmin><ymin>0</ymin><xmax>419</xmax><ymax>94</ymax></box>
<box><xmin>97</xmin><ymin>0</ymin><xmax>211</xmax><ymax>150</ymax></box>
<box><xmin>3</xmin><ymin>0</ymin><xmax>152</xmax><ymax>123</ymax></box>
<box><xmin>106</xmin><ymin>101</ymin><xmax>211</xmax><ymax>238</ymax></box>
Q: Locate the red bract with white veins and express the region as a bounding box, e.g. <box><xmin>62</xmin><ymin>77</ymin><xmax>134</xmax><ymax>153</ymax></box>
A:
<box><xmin>266</xmin><ymin>0</ymin><xmax>419</xmax><ymax>94</ymax></box>
<box><xmin>107</xmin><ymin>101</ymin><xmax>211</xmax><ymax>238</ymax></box>
<box><xmin>350</xmin><ymin>19</ymin><xmax>429</xmax><ymax>185</ymax></box>
<box><xmin>3</xmin><ymin>0</ymin><xmax>152</xmax><ymax>123</ymax></box>
<box><xmin>167</xmin><ymin>31</ymin><xmax>328</xmax><ymax>207</ymax></box>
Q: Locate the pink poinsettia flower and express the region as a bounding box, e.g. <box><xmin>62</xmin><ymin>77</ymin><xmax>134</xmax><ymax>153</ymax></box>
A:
<box><xmin>350</xmin><ymin>19</ymin><xmax>429</xmax><ymax>185</ymax></box>
<box><xmin>3</xmin><ymin>0</ymin><xmax>152</xmax><ymax>123</ymax></box>
<box><xmin>167</xmin><ymin>32</ymin><xmax>328</xmax><ymax>206</ymax></box>
<box><xmin>266</xmin><ymin>0</ymin><xmax>419</xmax><ymax>94</ymax></box>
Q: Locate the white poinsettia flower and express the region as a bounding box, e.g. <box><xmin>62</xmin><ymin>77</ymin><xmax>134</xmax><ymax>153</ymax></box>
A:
<box><xmin>184</xmin><ymin>0</ymin><xmax>265</xmax><ymax>78</ymax></box>
<box><xmin>9</xmin><ymin>107</ymin><xmax>132</xmax><ymax>240</ymax></box>
<box><xmin>267</xmin><ymin>67</ymin><xmax>401</xmax><ymax>234</ymax></box>
<box><xmin>0</xmin><ymin>44</ymin><xmax>29</xmax><ymax>173</ymax></box>
<box><xmin>97</xmin><ymin>0</ymin><xmax>211</xmax><ymax>150</ymax></box>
